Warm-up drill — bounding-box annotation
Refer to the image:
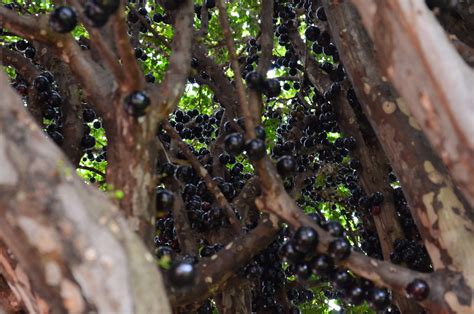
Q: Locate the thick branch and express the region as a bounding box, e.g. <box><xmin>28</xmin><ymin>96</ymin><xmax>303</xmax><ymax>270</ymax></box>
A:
<box><xmin>168</xmin><ymin>217</ymin><xmax>279</xmax><ymax>306</ymax></box>
<box><xmin>0</xmin><ymin>70</ymin><xmax>171</xmax><ymax>313</ymax></box>
<box><xmin>152</xmin><ymin>0</ymin><xmax>194</xmax><ymax>122</ymax></box>
<box><xmin>216</xmin><ymin>0</ymin><xmax>255</xmax><ymax>139</ymax></box>
<box><xmin>322</xmin><ymin>1</ymin><xmax>474</xmax><ymax>311</ymax></box>
<box><xmin>350</xmin><ymin>0</ymin><xmax>474</xmax><ymax>210</ymax></box>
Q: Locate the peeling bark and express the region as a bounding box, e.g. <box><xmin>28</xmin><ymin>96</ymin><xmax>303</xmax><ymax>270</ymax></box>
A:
<box><xmin>323</xmin><ymin>1</ymin><xmax>474</xmax><ymax>311</ymax></box>
<box><xmin>350</xmin><ymin>0</ymin><xmax>474</xmax><ymax>211</ymax></box>
<box><xmin>0</xmin><ymin>71</ymin><xmax>171</xmax><ymax>313</ymax></box>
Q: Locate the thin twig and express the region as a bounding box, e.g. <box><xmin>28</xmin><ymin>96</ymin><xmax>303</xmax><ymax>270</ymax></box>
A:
<box><xmin>112</xmin><ymin>3</ymin><xmax>144</xmax><ymax>92</ymax></box>
<box><xmin>77</xmin><ymin>166</ymin><xmax>105</xmax><ymax>177</ymax></box>
<box><xmin>216</xmin><ymin>0</ymin><xmax>256</xmax><ymax>139</ymax></box>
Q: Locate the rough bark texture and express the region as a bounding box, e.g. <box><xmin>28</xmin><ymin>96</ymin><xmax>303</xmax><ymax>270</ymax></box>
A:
<box><xmin>350</xmin><ymin>0</ymin><xmax>474</xmax><ymax>211</ymax></box>
<box><xmin>324</xmin><ymin>1</ymin><xmax>474</xmax><ymax>312</ymax></box>
<box><xmin>1</xmin><ymin>1</ymin><xmax>474</xmax><ymax>313</ymax></box>
<box><xmin>0</xmin><ymin>71</ymin><xmax>171</xmax><ymax>313</ymax></box>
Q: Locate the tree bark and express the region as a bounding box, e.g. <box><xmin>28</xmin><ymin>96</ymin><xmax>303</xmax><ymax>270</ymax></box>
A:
<box><xmin>349</xmin><ymin>0</ymin><xmax>474</xmax><ymax>211</ymax></box>
<box><xmin>0</xmin><ymin>70</ymin><xmax>171</xmax><ymax>313</ymax></box>
<box><xmin>323</xmin><ymin>1</ymin><xmax>474</xmax><ymax>312</ymax></box>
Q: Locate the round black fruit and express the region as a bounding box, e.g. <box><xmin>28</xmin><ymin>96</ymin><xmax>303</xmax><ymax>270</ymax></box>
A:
<box><xmin>328</xmin><ymin>238</ymin><xmax>351</xmax><ymax>260</ymax></box>
<box><xmin>277</xmin><ymin>155</ymin><xmax>296</xmax><ymax>177</ymax></box>
<box><xmin>49</xmin><ymin>6</ymin><xmax>77</xmax><ymax>33</ymax></box>
<box><xmin>169</xmin><ymin>262</ymin><xmax>195</xmax><ymax>287</ymax></box>
<box><xmin>123</xmin><ymin>91</ymin><xmax>150</xmax><ymax>117</ymax></box>
<box><xmin>305</xmin><ymin>25</ymin><xmax>320</xmax><ymax>42</ymax></box>
<box><xmin>245</xmin><ymin>71</ymin><xmax>264</xmax><ymax>92</ymax></box>
<box><xmin>279</xmin><ymin>242</ymin><xmax>304</xmax><ymax>264</ymax></box>
<box><xmin>224</xmin><ymin>133</ymin><xmax>244</xmax><ymax>156</ymax></box>
<box><xmin>156</xmin><ymin>189</ymin><xmax>175</xmax><ymax>212</ymax></box>
<box><xmin>81</xmin><ymin>134</ymin><xmax>96</xmax><ymax>149</ymax></box>
<box><xmin>347</xmin><ymin>285</ymin><xmax>365</xmax><ymax>305</ymax></box>
<box><xmin>263</xmin><ymin>79</ymin><xmax>281</xmax><ymax>98</ymax></box>
<box><xmin>33</xmin><ymin>75</ymin><xmax>51</xmax><ymax>92</ymax></box>
<box><xmin>311</xmin><ymin>254</ymin><xmax>334</xmax><ymax>276</ymax></box>
<box><xmin>368</xmin><ymin>288</ymin><xmax>391</xmax><ymax>311</ymax></box>
<box><xmin>293</xmin><ymin>226</ymin><xmax>318</xmax><ymax>254</ymax></box>
<box><xmin>406</xmin><ymin>278</ymin><xmax>430</xmax><ymax>301</ymax></box>
<box><xmin>245</xmin><ymin>138</ymin><xmax>266</xmax><ymax>161</ymax></box>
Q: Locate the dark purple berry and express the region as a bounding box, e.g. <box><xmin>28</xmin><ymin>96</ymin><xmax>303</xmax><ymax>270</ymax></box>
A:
<box><xmin>368</xmin><ymin>288</ymin><xmax>391</xmax><ymax>311</ymax></box>
<box><xmin>277</xmin><ymin>155</ymin><xmax>296</xmax><ymax>177</ymax></box>
<box><xmin>49</xmin><ymin>6</ymin><xmax>77</xmax><ymax>33</ymax></box>
<box><xmin>328</xmin><ymin>238</ymin><xmax>351</xmax><ymax>260</ymax></box>
<box><xmin>123</xmin><ymin>91</ymin><xmax>150</xmax><ymax>117</ymax></box>
<box><xmin>169</xmin><ymin>262</ymin><xmax>195</xmax><ymax>287</ymax></box>
<box><xmin>293</xmin><ymin>226</ymin><xmax>318</xmax><ymax>254</ymax></box>
<box><xmin>406</xmin><ymin>279</ymin><xmax>430</xmax><ymax>301</ymax></box>
<box><xmin>245</xmin><ymin>138</ymin><xmax>266</xmax><ymax>161</ymax></box>
<box><xmin>224</xmin><ymin>133</ymin><xmax>244</xmax><ymax>156</ymax></box>
<box><xmin>156</xmin><ymin>189</ymin><xmax>175</xmax><ymax>213</ymax></box>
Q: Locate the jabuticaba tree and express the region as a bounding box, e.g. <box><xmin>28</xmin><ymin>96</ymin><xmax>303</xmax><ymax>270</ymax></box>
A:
<box><xmin>0</xmin><ymin>0</ymin><xmax>473</xmax><ymax>313</ymax></box>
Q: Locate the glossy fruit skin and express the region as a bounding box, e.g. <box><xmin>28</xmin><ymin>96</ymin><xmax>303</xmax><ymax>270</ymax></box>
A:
<box><xmin>293</xmin><ymin>226</ymin><xmax>318</xmax><ymax>254</ymax></box>
<box><xmin>224</xmin><ymin>133</ymin><xmax>244</xmax><ymax>156</ymax></box>
<box><xmin>123</xmin><ymin>91</ymin><xmax>150</xmax><ymax>117</ymax></box>
<box><xmin>332</xmin><ymin>269</ymin><xmax>353</xmax><ymax>290</ymax></box>
<box><xmin>277</xmin><ymin>155</ymin><xmax>296</xmax><ymax>177</ymax></box>
<box><xmin>323</xmin><ymin>221</ymin><xmax>345</xmax><ymax>237</ymax></box>
<box><xmin>83</xmin><ymin>109</ymin><xmax>96</xmax><ymax>122</ymax></box>
<box><xmin>49</xmin><ymin>6</ymin><xmax>77</xmax><ymax>33</ymax></box>
<box><xmin>368</xmin><ymin>288</ymin><xmax>391</xmax><ymax>311</ymax></box>
<box><xmin>295</xmin><ymin>263</ymin><xmax>311</xmax><ymax>280</ymax></box>
<box><xmin>311</xmin><ymin>254</ymin><xmax>334</xmax><ymax>276</ymax></box>
<box><xmin>328</xmin><ymin>238</ymin><xmax>351</xmax><ymax>261</ymax></box>
<box><xmin>245</xmin><ymin>71</ymin><xmax>264</xmax><ymax>92</ymax></box>
<box><xmin>406</xmin><ymin>279</ymin><xmax>430</xmax><ymax>301</ymax></box>
<box><xmin>24</xmin><ymin>46</ymin><xmax>36</xmax><ymax>59</ymax></box>
<box><xmin>279</xmin><ymin>242</ymin><xmax>303</xmax><ymax>264</ymax></box>
<box><xmin>263</xmin><ymin>79</ymin><xmax>281</xmax><ymax>98</ymax></box>
<box><xmin>33</xmin><ymin>75</ymin><xmax>51</xmax><ymax>92</ymax></box>
<box><xmin>81</xmin><ymin>134</ymin><xmax>96</xmax><ymax>149</ymax></box>
<box><xmin>15</xmin><ymin>39</ymin><xmax>28</xmax><ymax>51</ymax></box>
<box><xmin>156</xmin><ymin>189</ymin><xmax>175</xmax><ymax>212</ymax></box>
<box><xmin>169</xmin><ymin>261</ymin><xmax>195</xmax><ymax>287</ymax></box>
<box><xmin>316</xmin><ymin>7</ymin><xmax>327</xmax><ymax>21</ymax></box>
<box><xmin>245</xmin><ymin>138</ymin><xmax>266</xmax><ymax>161</ymax></box>
<box><xmin>305</xmin><ymin>25</ymin><xmax>320</xmax><ymax>42</ymax></box>
<box><xmin>347</xmin><ymin>285</ymin><xmax>365</xmax><ymax>305</ymax></box>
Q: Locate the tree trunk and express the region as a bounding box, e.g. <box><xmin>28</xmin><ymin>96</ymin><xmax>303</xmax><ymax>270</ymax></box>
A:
<box><xmin>323</xmin><ymin>1</ymin><xmax>474</xmax><ymax>311</ymax></box>
<box><xmin>350</xmin><ymin>0</ymin><xmax>474</xmax><ymax>211</ymax></box>
<box><xmin>0</xmin><ymin>71</ymin><xmax>171</xmax><ymax>313</ymax></box>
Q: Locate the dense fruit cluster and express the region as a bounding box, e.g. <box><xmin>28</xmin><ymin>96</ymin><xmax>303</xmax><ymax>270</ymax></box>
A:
<box><xmin>2</xmin><ymin>0</ymin><xmax>435</xmax><ymax>312</ymax></box>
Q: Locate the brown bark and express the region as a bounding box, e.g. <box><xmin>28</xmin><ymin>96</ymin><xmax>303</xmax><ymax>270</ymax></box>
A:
<box><xmin>0</xmin><ymin>71</ymin><xmax>171</xmax><ymax>313</ymax></box>
<box><xmin>168</xmin><ymin>217</ymin><xmax>279</xmax><ymax>306</ymax></box>
<box><xmin>323</xmin><ymin>1</ymin><xmax>474</xmax><ymax>312</ymax></box>
<box><xmin>350</xmin><ymin>0</ymin><xmax>474</xmax><ymax>212</ymax></box>
<box><xmin>288</xmin><ymin>18</ymin><xmax>420</xmax><ymax>313</ymax></box>
<box><xmin>36</xmin><ymin>52</ymin><xmax>85</xmax><ymax>166</ymax></box>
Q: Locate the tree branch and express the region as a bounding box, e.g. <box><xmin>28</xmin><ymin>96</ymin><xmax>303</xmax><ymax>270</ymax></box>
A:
<box><xmin>0</xmin><ymin>70</ymin><xmax>171</xmax><ymax>313</ymax></box>
<box><xmin>216</xmin><ymin>0</ymin><xmax>255</xmax><ymax>138</ymax></box>
<box><xmin>168</xmin><ymin>217</ymin><xmax>279</xmax><ymax>306</ymax></box>
<box><xmin>162</xmin><ymin>121</ymin><xmax>242</xmax><ymax>233</ymax></box>
<box><xmin>350</xmin><ymin>0</ymin><xmax>474</xmax><ymax>210</ymax></box>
